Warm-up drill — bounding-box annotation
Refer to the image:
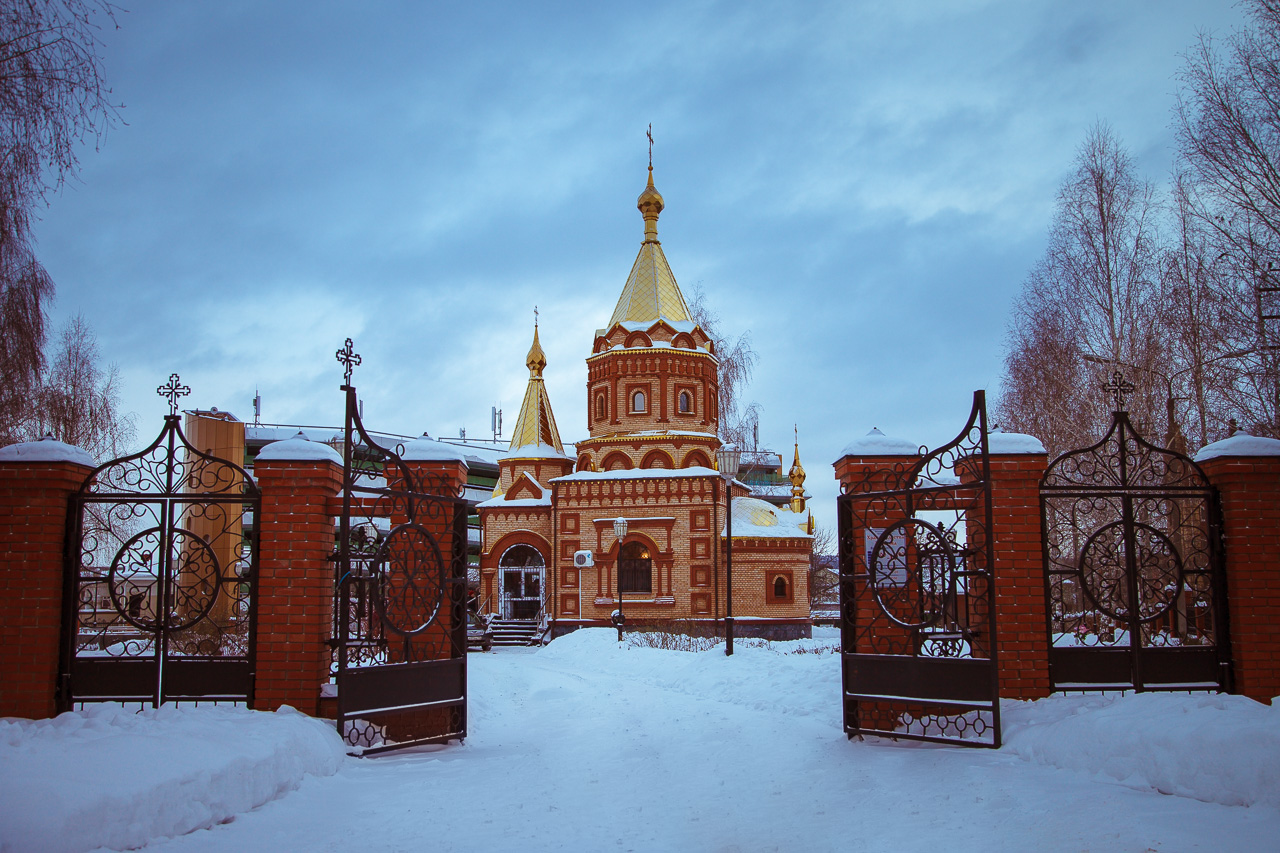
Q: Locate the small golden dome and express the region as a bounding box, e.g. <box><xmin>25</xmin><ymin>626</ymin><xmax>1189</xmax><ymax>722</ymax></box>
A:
<box><xmin>637</xmin><ymin>168</ymin><xmax>664</xmax><ymax>231</ymax></box>
<box><xmin>526</xmin><ymin>324</ymin><xmax>547</xmax><ymax>377</ymax></box>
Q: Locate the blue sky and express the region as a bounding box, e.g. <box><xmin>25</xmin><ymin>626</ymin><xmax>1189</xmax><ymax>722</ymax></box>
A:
<box><xmin>33</xmin><ymin>0</ymin><xmax>1245</xmax><ymax>534</ymax></box>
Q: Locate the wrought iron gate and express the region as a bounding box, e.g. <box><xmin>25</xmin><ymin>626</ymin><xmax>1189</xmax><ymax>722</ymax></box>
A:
<box><xmin>837</xmin><ymin>392</ymin><xmax>1000</xmax><ymax>747</ymax></box>
<box><xmin>332</xmin><ymin>341</ymin><xmax>468</xmax><ymax>754</ymax></box>
<box><xmin>1040</xmin><ymin>392</ymin><xmax>1230</xmax><ymax>692</ymax></box>
<box><xmin>60</xmin><ymin>376</ymin><xmax>259</xmax><ymax>709</ymax></box>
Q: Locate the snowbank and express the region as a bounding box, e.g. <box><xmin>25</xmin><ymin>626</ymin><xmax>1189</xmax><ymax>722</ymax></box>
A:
<box><xmin>1002</xmin><ymin>692</ymin><xmax>1280</xmax><ymax>808</ymax></box>
<box><xmin>0</xmin><ymin>704</ymin><xmax>348</xmax><ymax>853</ymax></box>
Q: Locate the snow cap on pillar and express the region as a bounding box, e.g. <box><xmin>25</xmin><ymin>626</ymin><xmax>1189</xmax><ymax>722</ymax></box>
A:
<box><xmin>836</xmin><ymin>428</ymin><xmax>920</xmax><ymax>461</ymax></box>
<box><xmin>256</xmin><ymin>431</ymin><xmax>342</xmax><ymax>463</ymax></box>
<box><xmin>0</xmin><ymin>435</ymin><xmax>95</xmax><ymax>467</ymax></box>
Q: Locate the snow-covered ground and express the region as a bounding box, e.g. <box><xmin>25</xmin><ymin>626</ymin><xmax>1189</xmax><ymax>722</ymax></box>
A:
<box><xmin>3</xmin><ymin>628</ymin><xmax>1279</xmax><ymax>852</ymax></box>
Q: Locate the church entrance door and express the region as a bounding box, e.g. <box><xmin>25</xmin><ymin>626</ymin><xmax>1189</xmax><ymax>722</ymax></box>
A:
<box><xmin>499</xmin><ymin>545</ymin><xmax>545</xmax><ymax>620</ymax></box>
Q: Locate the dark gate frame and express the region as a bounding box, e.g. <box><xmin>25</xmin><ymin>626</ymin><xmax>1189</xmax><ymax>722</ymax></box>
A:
<box><xmin>331</xmin><ymin>344</ymin><xmax>469</xmax><ymax>754</ymax></box>
<box><xmin>59</xmin><ymin>381</ymin><xmax>259</xmax><ymax>710</ymax></box>
<box><xmin>837</xmin><ymin>391</ymin><xmax>1000</xmax><ymax>748</ymax></box>
<box><xmin>1040</xmin><ymin>405</ymin><xmax>1231</xmax><ymax>693</ymax></box>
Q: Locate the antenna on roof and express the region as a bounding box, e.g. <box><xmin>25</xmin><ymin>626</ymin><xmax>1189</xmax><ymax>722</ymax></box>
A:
<box><xmin>460</xmin><ymin>427</ymin><xmax>466</xmax><ymax>440</ymax></box>
<box><xmin>492</xmin><ymin>406</ymin><xmax>503</xmax><ymax>441</ymax></box>
<box><xmin>253</xmin><ymin>389</ymin><xmax>261</xmax><ymax>426</ymax></box>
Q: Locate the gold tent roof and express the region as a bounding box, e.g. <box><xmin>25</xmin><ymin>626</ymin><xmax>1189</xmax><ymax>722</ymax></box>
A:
<box><xmin>606</xmin><ymin>168</ymin><xmax>693</xmax><ymax>328</ymax></box>
<box><xmin>506</xmin><ymin>324</ymin><xmax>566</xmax><ymax>456</ymax></box>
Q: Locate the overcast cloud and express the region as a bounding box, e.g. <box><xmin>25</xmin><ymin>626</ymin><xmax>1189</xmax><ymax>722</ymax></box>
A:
<box><xmin>32</xmin><ymin>0</ymin><xmax>1245</xmax><ymax>533</ymax></box>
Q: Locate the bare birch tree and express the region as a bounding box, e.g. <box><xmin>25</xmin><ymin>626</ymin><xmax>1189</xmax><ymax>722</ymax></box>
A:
<box><xmin>998</xmin><ymin>124</ymin><xmax>1165</xmax><ymax>458</ymax></box>
<box><xmin>1175</xmin><ymin>0</ymin><xmax>1280</xmax><ymax>436</ymax></box>
<box><xmin>25</xmin><ymin>312</ymin><xmax>134</xmax><ymax>460</ymax></box>
<box><xmin>1</xmin><ymin>1</ymin><xmax>119</xmax><ymax>445</ymax></box>
<box><xmin>689</xmin><ymin>284</ymin><xmax>761</xmax><ymax>448</ymax></box>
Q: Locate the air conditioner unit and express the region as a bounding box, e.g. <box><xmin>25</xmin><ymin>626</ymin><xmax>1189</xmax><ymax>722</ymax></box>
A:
<box><xmin>573</xmin><ymin>550</ymin><xmax>594</xmax><ymax>568</ymax></box>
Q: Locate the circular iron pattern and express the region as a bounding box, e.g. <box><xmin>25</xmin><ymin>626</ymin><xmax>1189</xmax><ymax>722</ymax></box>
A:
<box><xmin>108</xmin><ymin>526</ymin><xmax>221</xmax><ymax>631</ymax></box>
<box><xmin>371</xmin><ymin>522</ymin><xmax>446</xmax><ymax>636</ymax></box>
<box><xmin>1077</xmin><ymin>520</ymin><xmax>1182</xmax><ymax>622</ymax></box>
<box><xmin>868</xmin><ymin>518</ymin><xmax>955</xmax><ymax>630</ymax></box>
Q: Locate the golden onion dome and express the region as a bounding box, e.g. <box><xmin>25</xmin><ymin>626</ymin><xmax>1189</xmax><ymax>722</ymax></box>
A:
<box><xmin>637</xmin><ymin>168</ymin><xmax>665</xmax><ymax>224</ymax></box>
<box><xmin>526</xmin><ymin>324</ymin><xmax>547</xmax><ymax>377</ymax></box>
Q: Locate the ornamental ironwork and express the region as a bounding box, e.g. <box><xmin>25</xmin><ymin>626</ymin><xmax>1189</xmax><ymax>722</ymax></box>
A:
<box><xmin>60</xmin><ymin>399</ymin><xmax>259</xmax><ymax>710</ymax></box>
<box><xmin>1040</xmin><ymin>408</ymin><xmax>1230</xmax><ymax>692</ymax></box>
<box><xmin>837</xmin><ymin>391</ymin><xmax>1000</xmax><ymax>748</ymax></box>
<box><xmin>331</xmin><ymin>344</ymin><xmax>469</xmax><ymax>754</ymax></box>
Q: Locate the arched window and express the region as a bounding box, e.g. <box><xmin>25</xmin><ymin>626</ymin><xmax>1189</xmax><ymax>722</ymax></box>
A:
<box><xmin>642</xmin><ymin>450</ymin><xmax>672</xmax><ymax>469</ymax></box>
<box><xmin>595</xmin><ymin>393</ymin><xmax>607</xmax><ymax>420</ymax></box>
<box><xmin>678</xmin><ymin>390</ymin><xmax>692</xmax><ymax>414</ymax></box>
<box><xmin>618</xmin><ymin>541</ymin><xmax>652</xmax><ymax>594</ymax></box>
<box><xmin>632</xmin><ymin>390</ymin><xmax>646</xmax><ymax>413</ymax></box>
<box><xmin>774</xmin><ymin>576</ymin><xmax>788</xmax><ymax>599</ymax></box>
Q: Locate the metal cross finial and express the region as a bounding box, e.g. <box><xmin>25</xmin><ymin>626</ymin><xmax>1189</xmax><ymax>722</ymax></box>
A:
<box><xmin>157</xmin><ymin>373</ymin><xmax>190</xmax><ymax>416</ymax></box>
<box><xmin>647</xmin><ymin>123</ymin><xmax>653</xmax><ymax>170</ymax></box>
<box><xmin>534</xmin><ymin>305</ymin><xmax>538</xmax><ymax>328</ymax></box>
<box><xmin>1103</xmin><ymin>371</ymin><xmax>1135</xmax><ymax>411</ymax></box>
<box><xmin>336</xmin><ymin>338</ymin><xmax>362</xmax><ymax>382</ymax></box>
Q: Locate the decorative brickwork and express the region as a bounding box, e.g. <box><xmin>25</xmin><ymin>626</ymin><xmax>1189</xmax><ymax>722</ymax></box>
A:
<box><xmin>1198</xmin><ymin>453</ymin><xmax>1280</xmax><ymax>703</ymax></box>
<box><xmin>254</xmin><ymin>457</ymin><xmax>343</xmax><ymax>715</ymax></box>
<box><xmin>0</xmin><ymin>455</ymin><xmax>94</xmax><ymax>719</ymax></box>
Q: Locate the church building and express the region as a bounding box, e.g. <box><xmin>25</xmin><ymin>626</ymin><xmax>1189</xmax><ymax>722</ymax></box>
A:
<box><xmin>477</xmin><ymin>166</ymin><xmax>813</xmax><ymax>640</ymax></box>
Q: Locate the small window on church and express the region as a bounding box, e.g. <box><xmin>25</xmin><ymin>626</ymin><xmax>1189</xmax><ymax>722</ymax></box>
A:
<box><xmin>595</xmin><ymin>394</ymin><xmax>606</xmax><ymax>420</ymax></box>
<box><xmin>678</xmin><ymin>391</ymin><xmax>692</xmax><ymax>414</ymax></box>
<box><xmin>632</xmin><ymin>390</ymin><xmax>646</xmax><ymax>413</ymax></box>
<box><xmin>774</xmin><ymin>576</ymin><xmax>788</xmax><ymax>599</ymax></box>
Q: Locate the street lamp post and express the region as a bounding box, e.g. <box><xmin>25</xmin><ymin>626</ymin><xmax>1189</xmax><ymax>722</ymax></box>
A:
<box><xmin>715</xmin><ymin>444</ymin><xmax>741</xmax><ymax>656</ymax></box>
<box><xmin>612</xmin><ymin>516</ymin><xmax>628</xmax><ymax>642</ymax></box>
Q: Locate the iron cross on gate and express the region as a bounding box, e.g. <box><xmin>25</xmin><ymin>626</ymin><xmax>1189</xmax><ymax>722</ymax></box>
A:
<box><xmin>336</xmin><ymin>338</ymin><xmax>362</xmax><ymax>383</ymax></box>
<box><xmin>1103</xmin><ymin>371</ymin><xmax>1135</xmax><ymax>412</ymax></box>
<box><xmin>157</xmin><ymin>373</ymin><xmax>190</xmax><ymax>416</ymax></box>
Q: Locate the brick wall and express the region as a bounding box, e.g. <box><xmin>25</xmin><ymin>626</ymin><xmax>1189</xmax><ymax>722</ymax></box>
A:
<box><xmin>1199</xmin><ymin>452</ymin><xmax>1280</xmax><ymax>703</ymax></box>
<box><xmin>976</xmin><ymin>452</ymin><xmax>1051</xmax><ymax>701</ymax></box>
<box><xmin>0</xmin><ymin>452</ymin><xmax>93</xmax><ymax>719</ymax></box>
<box><xmin>253</xmin><ymin>457</ymin><xmax>342</xmax><ymax>715</ymax></box>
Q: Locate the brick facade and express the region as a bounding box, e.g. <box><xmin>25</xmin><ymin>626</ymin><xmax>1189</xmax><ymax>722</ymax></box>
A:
<box><xmin>253</xmin><ymin>455</ymin><xmax>343</xmax><ymax>715</ymax></box>
<box><xmin>0</xmin><ymin>448</ymin><xmax>94</xmax><ymax>719</ymax></box>
<box><xmin>1198</xmin><ymin>451</ymin><xmax>1280</xmax><ymax>703</ymax></box>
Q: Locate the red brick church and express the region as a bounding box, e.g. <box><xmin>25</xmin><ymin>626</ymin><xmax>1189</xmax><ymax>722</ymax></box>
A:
<box><xmin>477</xmin><ymin>166</ymin><xmax>813</xmax><ymax>639</ymax></box>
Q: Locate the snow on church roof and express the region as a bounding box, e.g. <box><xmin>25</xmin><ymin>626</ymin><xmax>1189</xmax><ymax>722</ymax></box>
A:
<box><xmin>726</xmin><ymin>496</ymin><xmax>812</xmax><ymax>539</ymax></box>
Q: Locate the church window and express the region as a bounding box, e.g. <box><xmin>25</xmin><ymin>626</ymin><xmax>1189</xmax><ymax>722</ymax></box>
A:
<box><xmin>632</xmin><ymin>390</ymin><xmax>646</xmax><ymax>413</ymax></box>
<box><xmin>768</xmin><ymin>571</ymin><xmax>794</xmax><ymax>603</ymax></box>
<box><xmin>595</xmin><ymin>393</ymin><xmax>607</xmax><ymax>420</ymax></box>
<box><xmin>678</xmin><ymin>390</ymin><xmax>692</xmax><ymax>414</ymax></box>
<box><xmin>618</xmin><ymin>541</ymin><xmax>652</xmax><ymax>595</ymax></box>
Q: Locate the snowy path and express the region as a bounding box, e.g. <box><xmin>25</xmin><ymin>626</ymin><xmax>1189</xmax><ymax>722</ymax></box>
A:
<box><xmin>141</xmin><ymin>635</ymin><xmax>1280</xmax><ymax>853</ymax></box>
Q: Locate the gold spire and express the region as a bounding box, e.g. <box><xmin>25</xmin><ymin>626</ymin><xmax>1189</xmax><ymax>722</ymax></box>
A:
<box><xmin>526</xmin><ymin>317</ymin><xmax>546</xmax><ymax>378</ymax></box>
<box><xmin>789</xmin><ymin>425</ymin><xmax>807</xmax><ymax>514</ymax></box>
<box><xmin>507</xmin><ymin>322</ymin><xmax>565</xmax><ymax>455</ymax></box>
<box><xmin>607</xmin><ymin>164</ymin><xmax>692</xmax><ymax>328</ymax></box>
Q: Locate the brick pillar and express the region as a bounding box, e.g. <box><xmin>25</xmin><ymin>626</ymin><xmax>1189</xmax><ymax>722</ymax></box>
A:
<box><xmin>1196</xmin><ymin>436</ymin><xmax>1280</xmax><ymax>703</ymax></box>
<box><xmin>834</xmin><ymin>432</ymin><xmax>921</xmax><ymax>731</ymax></box>
<box><xmin>0</xmin><ymin>439</ymin><xmax>95</xmax><ymax>719</ymax></box>
<box><xmin>253</xmin><ymin>437</ymin><xmax>343</xmax><ymax>715</ymax></box>
<box><xmin>980</xmin><ymin>435</ymin><xmax>1051</xmax><ymax>701</ymax></box>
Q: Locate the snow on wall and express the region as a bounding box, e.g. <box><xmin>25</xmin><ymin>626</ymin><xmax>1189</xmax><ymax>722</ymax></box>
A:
<box><xmin>255</xmin><ymin>433</ymin><xmax>343</xmax><ymax>463</ymax></box>
<box><xmin>836</xmin><ymin>428</ymin><xmax>920</xmax><ymax>460</ymax></box>
<box><xmin>1194</xmin><ymin>433</ymin><xmax>1280</xmax><ymax>461</ymax></box>
<box><xmin>0</xmin><ymin>438</ymin><xmax>95</xmax><ymax>467</ymax></box>
<box><xmin>0</xmin><ymin>704</ymin><xmax>348</xmax><ymax>853</ymax></box>
<box><xmin>986</xmin><ymin>432</ymin><xmax>1046</xmax><ymax>454</ymax></box>
<box><xmin>1001</xmin><ymin>692</ymin><xmax>1280</xmax><ymax>809</ymax></box>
